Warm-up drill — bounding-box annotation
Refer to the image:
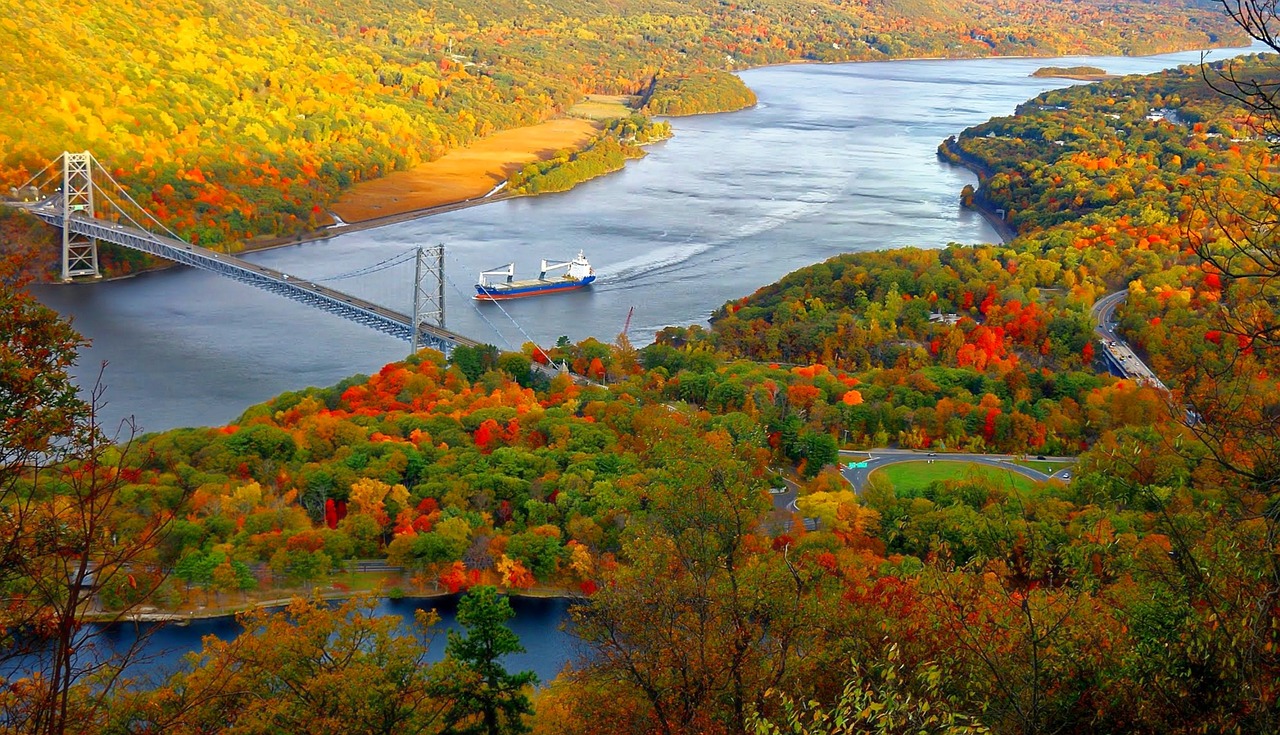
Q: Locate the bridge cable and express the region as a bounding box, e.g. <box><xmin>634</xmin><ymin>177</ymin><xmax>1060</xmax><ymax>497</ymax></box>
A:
<box><xmin>92</xmin><ymin>161</ymin><xmax>190</xmax><ymax>243</ymax></box>
<box><xmin>309</xmin><ymin>248</ymin><xmax>417</xmax><ymax>282</ymax></box>
<box><xmin>13</xmin><ymin>154</ymin><xmax>63</xmax><ymax>192</ymax></box>
<box><xmin>91</xmin><ymin>182</ymin><xmax>165</xmax><ymax>239</ymax></box>
<box><xmin>438</xmin><ymin>270</ymin><xmax>518</xmax><ymax>352</ymax></box>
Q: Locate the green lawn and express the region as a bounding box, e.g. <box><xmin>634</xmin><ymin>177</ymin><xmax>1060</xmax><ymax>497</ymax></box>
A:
<box><xmin>1010</xmin><ymin>459</ymin><xmax>1075</xmax><ymax>475</ymax></box>
<box><xmin>872</xmin><ymin>461</ymin><xmax>1040</xmax><ymax>494</ymax></box>
<box><xmin>334</xmin><ymin>569</ymin><xmax>406</xmax><ymax>593</ymax></box>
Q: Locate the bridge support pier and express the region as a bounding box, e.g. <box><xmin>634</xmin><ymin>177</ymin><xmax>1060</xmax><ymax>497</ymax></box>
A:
<box><xmin>411</xmin><ymin>244</ymin><xmax>446</xmax><ymax>355</ymax></box>
<box><xmin>61</xmin><ymin>151</ymin><xmax>100</xmax><ymax>280</ymax></box>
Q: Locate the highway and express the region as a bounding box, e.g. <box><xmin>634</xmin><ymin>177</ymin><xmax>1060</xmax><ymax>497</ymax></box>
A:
<box><xmin>1092</xmin><ymin>290</ymin><xmax>1166</xmax><ymax>389</ymax></box>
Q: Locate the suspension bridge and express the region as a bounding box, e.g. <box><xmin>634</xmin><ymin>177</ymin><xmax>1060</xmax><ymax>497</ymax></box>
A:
<box><xmin>3</xmin><ymin>151</ymin><xmax>557</xmax><ymax>361</ymax></box>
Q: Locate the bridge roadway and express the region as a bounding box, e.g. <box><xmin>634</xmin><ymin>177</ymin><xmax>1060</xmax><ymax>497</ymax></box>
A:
<box><xmin>17</xmin><ymin>202</ymin><xmax>481</xmax><ymax>356</ymax></box>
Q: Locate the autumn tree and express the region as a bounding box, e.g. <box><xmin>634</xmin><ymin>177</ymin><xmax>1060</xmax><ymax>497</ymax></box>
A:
<box><xmin>1170</xmin><ymin>2</ymin><xmax>1280</xmax><ymax>491</ymax></box>
<box><xmin>568</xmin><ymin>424</ymin><xmax>823</xmax><ymax>735</ymax></box>
<box><xmin>0</xmin><ymin>271</ymin><xmax>185</xmax><ymax>735</ymax></box>
<box><xmin>0</xmin><ymin>263</ymin><xmax>87</xmax><ymax>684</ymax></box>
<box><xmin>114</xmin><ymin>595</ymin><xmax>449</xmax><ymax>735</ymax></box>
<box><xmin>1139</xmin><ymin>4</ymin><xmax>1280</xmax><ymax>729</ymax></box>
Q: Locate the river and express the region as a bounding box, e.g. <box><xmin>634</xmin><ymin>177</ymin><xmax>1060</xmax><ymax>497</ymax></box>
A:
<box><xmin>28</xmin><ymin>43</ymin><xmax>1263</xmax><ymax>675</ymax></box>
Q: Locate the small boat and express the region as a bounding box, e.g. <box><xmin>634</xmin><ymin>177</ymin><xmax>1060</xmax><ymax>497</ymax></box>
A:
<box><xmin>475</xmin><ymin>251</ymin><xmax>596</xmax><ymax>300</ymax></box>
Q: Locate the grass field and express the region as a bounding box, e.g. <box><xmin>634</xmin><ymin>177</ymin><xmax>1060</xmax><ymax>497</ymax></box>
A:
<box><xmin>334</xmin><ymin>569</ymin><xmax>407</xmax><ymax>592</ymax></box>
<box><xmin>568</xmin><ymin>94</ymin><xmax>639</xmax><ymax>120</ymax></box>
<box><xmin>330</xmin><ymin>117</ymin><xmax>600</xmax><ymax>223</ymax></box>
<box><xmin>872</xmin><ymin>461</ymin><xmax>1040</xmax><ymax>494</ymax></box>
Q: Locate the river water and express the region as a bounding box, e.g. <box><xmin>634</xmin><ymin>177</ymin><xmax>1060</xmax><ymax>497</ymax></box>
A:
<box><xmin>28</xmin><ymin>44</ymin><xmax>1263</xmax><ymax>676</ymax></box>
<box><xmin>94</xmin><ymin>595</ymin><xmax>579</xmax><ymax>686</ymax></box>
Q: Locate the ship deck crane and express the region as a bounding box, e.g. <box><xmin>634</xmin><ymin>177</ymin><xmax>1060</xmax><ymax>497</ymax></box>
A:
<box><xmin>539</xmin><ymin>257</ymin><xmax>574</xmax><ymax>279</ymax></box>
<box><xmin>621</xmin><ymin>306</ymin><xmax>634</xmax><ymax>338</ymax></box>
<box><xmin>478</xmin><ymin>263</ymin><xmax>515</xmax><ymax>286</ymax></box>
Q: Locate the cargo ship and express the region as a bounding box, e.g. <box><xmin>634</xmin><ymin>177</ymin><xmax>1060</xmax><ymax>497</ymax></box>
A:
<box><xmin>474</xmin><ymin>251</ymin><xmax>596</xmax><ymax>300</ymax></box>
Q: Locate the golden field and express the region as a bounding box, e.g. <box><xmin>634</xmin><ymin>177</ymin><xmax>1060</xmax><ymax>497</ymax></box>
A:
<box><xmin>330</xmin><ymin>118</ymin><xmax>600</xmax><ymax>223</ymax></box>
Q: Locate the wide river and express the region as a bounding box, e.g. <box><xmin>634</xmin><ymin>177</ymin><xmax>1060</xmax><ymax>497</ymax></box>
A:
<box><xmin>28</xmin><ymin>44</ymin><xmax>1263</xmax><ymax>679</ymax></box>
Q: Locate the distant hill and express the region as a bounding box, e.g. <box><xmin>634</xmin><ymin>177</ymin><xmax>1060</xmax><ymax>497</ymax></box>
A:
<box><xmin>0</xmin><ymin>0</ymin><xmax>1248</xmax><ymax>250</ymax></box>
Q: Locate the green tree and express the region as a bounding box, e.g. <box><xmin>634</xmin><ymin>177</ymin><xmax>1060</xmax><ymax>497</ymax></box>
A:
<box><xmin>748</xmin><ymin>646</ymin><xmax>989</xmax><ymax>735</ymax></box>
<box><xmin>800</xmin><ymin>430</ymin><xmax>839</xmax><ymax>479</ymax></box>
<box><xmin>436</xmin><ymin>586</ymin><xmax>536</xmax><ymax>735</ymax></box>
<box><xmin>451</xmin><ymin>345</ymin><xmax>500</xmax><ymax>383</ymax></box>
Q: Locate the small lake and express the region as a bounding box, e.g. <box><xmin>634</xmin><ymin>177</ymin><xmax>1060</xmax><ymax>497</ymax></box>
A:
<box><xmin>59</xmin><ymin>595</ymin><xmax>579</xmax><ymax>687</ymax></box>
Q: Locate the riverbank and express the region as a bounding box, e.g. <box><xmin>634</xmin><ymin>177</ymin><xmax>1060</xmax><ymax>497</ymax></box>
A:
<box><xmin>90</xmin><ymin>581</ymin><xmax>579</xmax><ymax>623</ymax></box>
<box><xmin>937</xmin><ymin>136</ymin><xmax>1017</xmax><ymax>245</ymax></box>
<box><xmin>328</xmin><ymin>117</ymin><xmax>601</xmax><ymax>224</ymax></box>
<box><xmin>968</xmin><ymin>191</ymin><xmax>1016</xmax><ymax>245</ymax></box>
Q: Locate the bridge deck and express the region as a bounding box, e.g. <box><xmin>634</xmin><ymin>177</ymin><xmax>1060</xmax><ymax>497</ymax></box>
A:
<box><xmin>15</xmin><ymin>202</ymin><xmax>479</xmax><ymax>355</ymax></box>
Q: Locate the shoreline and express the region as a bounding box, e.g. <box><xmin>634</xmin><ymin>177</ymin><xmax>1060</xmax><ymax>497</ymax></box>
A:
<box><xmin>938</xmin><ymin>136</ymin><xmax>1016</xmax><ymax>245</ymax></box>
<box><xmin>91</xmin><ymin>584</ymin><xmax>579</xmax><ymax>624</ymax></box>
<box><xmin>1033</xmin><ymin>73</ymin><xmax>1115</xmax><ymax>81</ymax></box>
<box><xmin>243</xmin><ymin>189</ymin><xmax>528</xmax><ymax>254</ymax></box>
<box><xmin>734</xmin><ymin>39</ymin><xmax>1250</xmax><ymax>72</ymax></box>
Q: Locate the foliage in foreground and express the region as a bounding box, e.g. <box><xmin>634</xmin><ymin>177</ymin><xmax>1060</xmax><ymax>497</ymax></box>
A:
<box><xmin>110</xmin><ymin>589</ymin><xmax>535</xmax><ymax>735</ymax></box>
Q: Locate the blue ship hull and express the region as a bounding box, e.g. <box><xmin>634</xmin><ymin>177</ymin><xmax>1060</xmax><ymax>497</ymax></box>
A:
<box><xmin>474</xmin><ymin>274</ymin><xmax>596</xmax><ymax>300</ymax></box>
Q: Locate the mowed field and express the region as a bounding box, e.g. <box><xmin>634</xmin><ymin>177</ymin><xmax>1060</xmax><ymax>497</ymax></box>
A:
<box><xmin>568</xmin><ymin>94</ymin><xmax>639</xmax><ymax>120</ymax></box>
<box><xmin>873</xmin><ymin>461</ymin><xmax>1041</xmax><ymax>494</ymax></box>
<box><xmin>330</xmin><ymin>117</ymin><xmax>601</xmax><ymax>223</ymax></box>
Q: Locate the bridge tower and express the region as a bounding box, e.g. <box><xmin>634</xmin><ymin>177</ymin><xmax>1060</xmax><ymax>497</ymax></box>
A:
<box><xmin>411</xmin><ymin>244</ymin><xmax>446</xmax><ymax>354</ymax></box>
<box><xmin>61</xmin><ymin>151</ymin><xmax>100</xmax><ymax>280</ymax></box>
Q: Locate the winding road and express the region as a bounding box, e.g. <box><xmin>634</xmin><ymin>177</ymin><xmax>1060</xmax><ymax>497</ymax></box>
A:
<box><xmin>836</xmin><ymin>449</ymin><xmax>1074</xmax><ymax>495</ymax></box>
<box><xmin>771</xmin><ymin>290</ymin><xmax>1166</xmax><ymax>524</ymax></box>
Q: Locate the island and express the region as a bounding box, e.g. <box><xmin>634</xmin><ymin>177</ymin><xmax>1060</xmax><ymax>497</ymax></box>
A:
<box><xmin>1031</xmin><ymin>65</ymin><xmax>1112</xmax><ymax>80</ymax></box>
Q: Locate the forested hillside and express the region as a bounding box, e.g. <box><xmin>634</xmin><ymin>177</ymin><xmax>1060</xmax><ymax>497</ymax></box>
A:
<box><xmin>0</xmin><ymin>0</ymin><xmax>1246</xmax><ymax>252</ymax></box>
<box><xmin>706</xmin><ymin>54</ymin><xmax>1280</xmax><ymax>444</ymax></box>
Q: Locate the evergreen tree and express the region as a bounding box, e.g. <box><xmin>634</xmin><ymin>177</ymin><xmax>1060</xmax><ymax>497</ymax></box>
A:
<box><xmin>437</xmin><ymin>586</ymin><xmax>537</xmax><ymax>735</ymax></box>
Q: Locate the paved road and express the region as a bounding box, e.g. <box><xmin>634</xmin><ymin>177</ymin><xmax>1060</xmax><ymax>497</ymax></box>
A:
<box><xmin>762</xmin><ymin>452</ymin><xmax>1075</xmax><ymax>533</ymax></box>
<box><xmin>1092</xmin><ymin>291</ymin><xmax>1166</xmax><ymax>389</ymax></box>
<box><xmin>767</xmin><ymin>473</ymin><xmax>800</xmax><ymax>512</ymax></box>
<box><xmin>836</xmin><ymin>449</ymin><xmax>1075</xmax><ymax>494</ymax></box>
